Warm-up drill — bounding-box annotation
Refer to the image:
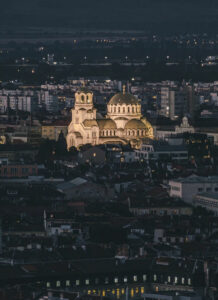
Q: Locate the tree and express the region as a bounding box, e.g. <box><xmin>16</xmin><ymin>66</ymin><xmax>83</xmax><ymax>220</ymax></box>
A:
<box><xmin>55</xmin><ymin>131</ymin><xmax>67</xmax><ymax>158</ymax></box>
<box><xmin>37</xmin><ymin>138</ymin><xmax>54</xmax><ymax>163</ymax></box>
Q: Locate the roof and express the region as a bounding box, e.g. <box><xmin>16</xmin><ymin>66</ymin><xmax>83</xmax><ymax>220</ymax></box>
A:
<box><xmin>97</xmin><ymin>119</ymin><xmax>117</xmax><ymax>129</ymax></box>
<box><xmin>153</xmin><ymin>144</ymin><xmax>188</xmax><ymax>152</ymax></box>
<box><xmin>125</xmin><ymin>119</ymin><xmax>146</xmax><ymax>129</ymax></box>
<box><xmin>170</xmin><ymin>175</ymin><xmax>218</xmax><ymax>184</ymax></box>
<box><xmin>108</xmin><ymin>92</ymin><xmax>139</xmax><ymax>105</ymax></box>
<box><xmin>83</xmin><ymin>119</ymin><xmax>98</xmax><ymax>127</ymax></box>
<box><xmin>57</xmin><ymin>177</ymin><xmax>87</xmax><ymax>191</ymax></box>
<box><xmin>195</xmin><ymin>192</ymin><xmax>218</xmax><ymax>201</ymax></box>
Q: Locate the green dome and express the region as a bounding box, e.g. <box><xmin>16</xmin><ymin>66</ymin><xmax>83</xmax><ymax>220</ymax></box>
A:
<box><xmin>108</xmin><ymin>93</ymin><xmax>139</xmax><ymax>105</ymax></box>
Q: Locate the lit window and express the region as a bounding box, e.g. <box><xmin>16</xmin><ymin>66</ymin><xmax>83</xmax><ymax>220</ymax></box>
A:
<box><xmin>93</xmin><ymin>153</ymin><xmax>96</xmax><ymax>157</ymax></box>
<box><xmin>181</xmin><ymin>277</ymin><xmax>185</xmax><ymax>284</ymax></box>
<box><xmin>56</xmin><ymin>281</ymin><xmax>61</xmax><ymax>287</ymax></box>
<box><xmin>76</xmin><ymin>280</ymin><xmax>80</xmax><ymax>286</ymax></box>
<box><xmin>85</xmin><ymin>279</ymin><xmax>90</xmax><ymax>285</ymax></box>
<box><xmin>168</xmin><ymin>276</ymin><xmax>171</xmax><ymax>283</ymax></box>
<box><xmin>174</xmin><ymin>277</ymin><xmax>178</xmax><ymax>284</ymax></box>
<box><xmin>46</xmin><ymin>282</ymin><xmax>50</xmax><ymax>288</ymax></box>
<box><xmin>133</xmin><ymin>275</ymin><xmax>137</xmax><ymax>282</ymax></box>
<box><xmin>114</xmin><ymin>277</ymin><xmax>118</xmax><ymax>283</ymax></box>
<box><xmin>105</xmin><ymin>277</ymin><xmax>109</xmax><ymax>284</ymax></box>
<box><xmin>66</xmin><ymin>280</ymin><xmax>70</xmax><ymax>287</ymax></box>
<box><xmin>153</xmin><ymin>274</ymin><xmax>157</xmax><ymax>282</ymax></box>
<box><xmin>188</xmin><ymin>278</ymin><xmax>191</xmax><ymax>285</ymax></box>
<box><xmin>124</xmin><ymin>276</ymin><xmax>128</xmax><ymax>283</ymax></box>
<box><xmin>143</xmin><ymin>274</ymin><xmax>147</xmax><ymax>282</ymax></box>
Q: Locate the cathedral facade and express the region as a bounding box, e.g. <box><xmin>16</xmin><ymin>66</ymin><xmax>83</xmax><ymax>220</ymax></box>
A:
<box><xmin>66</xmin><ymin>87</ymin><xmax>153</xmax><ymax>149</ymax></box>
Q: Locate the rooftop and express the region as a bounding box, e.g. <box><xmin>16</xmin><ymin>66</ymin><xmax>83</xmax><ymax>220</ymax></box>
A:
<box><xmin>169</xmin><ymin>175</ymin><xmax>218</xmax><ymax>184</ymax></box>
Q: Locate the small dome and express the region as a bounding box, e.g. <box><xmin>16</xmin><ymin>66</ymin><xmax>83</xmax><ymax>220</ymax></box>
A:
<box><xmin>125</xmin><ymin>119</ymin><xmax>146</xmax><ymax>129</ymax></box>
<box><xmin>76</xmin><ymin>87</ymin><xmax>93</xmax><ymax>94</ymax></box>
<box><xmin>97</xmin><ymin>119</ymin><xmax>117</xmax><ymax>129</ymax></box>
<box><xmin>108</xmin><ymin>92</ymin><xmax>139</xmax><ymax>106</ymax></box>
<box><xmin>83</xmin><ymin>120</ymin><xmax>98</xmax><ymax>127</ymax></box>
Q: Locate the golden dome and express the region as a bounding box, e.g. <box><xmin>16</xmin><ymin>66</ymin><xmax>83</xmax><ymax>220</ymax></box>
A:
<box><xmin>125</xmin><ymin>119</ymin><xmax>147</xmax><ymax>129</ymax></box>
<box><xmin>97</xmin><ymin>119</ymin><xmax>117</xmax><ymax>129</ymax></box>
<box><xmin>108</xmin><ymin>92</ymin><xmax>139</xmax><ymax>106</ymax></box>
<box><xmin>83</xmin><ymin>119</ymin><xmax>98</xmax><ymax>127</ymax></box>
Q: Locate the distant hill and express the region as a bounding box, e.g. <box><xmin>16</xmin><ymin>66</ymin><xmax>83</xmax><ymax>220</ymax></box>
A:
<box><xmin>2</xmin><ymin>0</ymin><xmax>218</xmax><ymax>33</ymax></box>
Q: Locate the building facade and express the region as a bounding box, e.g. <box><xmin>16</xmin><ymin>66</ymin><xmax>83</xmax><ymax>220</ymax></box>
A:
<box><xmin>67</xmin><ymin>87</ymin><xmax>153</xmax><ymax>149</ymax></box>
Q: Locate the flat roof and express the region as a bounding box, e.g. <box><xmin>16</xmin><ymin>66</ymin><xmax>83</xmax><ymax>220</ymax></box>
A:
<box><xmin>195</xmin><ymin>192</ymin><xmax>218</xmax><ymax>201</ymax></box>
<box><xmin>170</xmin><ymin>175</ymin><xmax>218</xmax><ymax>184</ymax></box>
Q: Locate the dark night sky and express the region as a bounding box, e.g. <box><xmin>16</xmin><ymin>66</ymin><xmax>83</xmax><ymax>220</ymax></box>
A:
<box><xmin>1</xmin><ymin>0</ymin><xmax>218</xmax><ymax>32</ymax></box>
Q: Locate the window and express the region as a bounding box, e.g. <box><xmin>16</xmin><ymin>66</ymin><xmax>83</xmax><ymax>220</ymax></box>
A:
<box><xmin>132</xmin><ymin>107</ymin><xmax>135</xmax><ymax>113</ymax></box>
<box><xmin>143</xmin><ymin>274</ymin><xmax>147</xmax><ymax>282</ymax></box>
<box><xmin>133</xmin><ymin>275</ymin><xmax>137</xmax><ymax>282</ymax></box>
<box><xmin>114</xmin><ymin>277</ymin><xmax>118</xmax><ymax>283</ymax></box>
<box><xmin>188</xmin><ymin>278</ymin><xmax>191</xmax><ymax>285</ymax></box>
<box><xmin>76</xmin><ymin>280</ymin><xmax>80</xmax><ymax>286</ymax></box>
<box><xmin>198</xmin><ymin>188</ymin><xmax>203</xmax><ymax>192</ymax></box>
<box><xmin>168</xmin><ymin>276</ymin><xmax>171</xmax><ymax>283</ymax></box>
<box><xmin>46</xmin><ymin>282</ymin><xmax>50</xmax><ymax>288</ymax></box>
<box><xmin>206</xmin><ymin>188</ymin><xmax>212</xmax><ymax>192</ymax></box>
<box><xmin>124</xmin><ymin>276</ymin><xmax>128</xmax><ymax>283</ymax></box>
<box><xmin>85</xmin><ymin>279</ymin><xmax>89</xmax><ymax>285</ymax></box>
<box><xmin>95</xmin><ymin>278</ymin><xmax>99</xmax><ymax>284</ymax></box>
<box><xmin>105</xmin><ymin>277</ymin><xmax>109</xmax><ymax>284</ymax></box>
<box><xmin>181</xmin><ymin>277</ymin><xmax>185</xmax><ymax>284</ymax></box>
<box><xmin>153</xmin><ymin>274</ymin><xmax>157</xmax><ymax>282</ymax></box>
<box><xmin>123</xmin><ymin>107</ymin><xmax>125</xmax><ymax>113</ymax></box>
<box><xmin>174</xmin><ymin>277</ymin><xmax>178</xmax><ymax>284</ymax></box>
<box><xmin>66</xmin><ymin>280</ymin><xmax>70</xmax><ymax>287</ymax></box>
<box><xmin>56</xmin><ymin>281</ymin><xmax>61</xmax><ymax>287</ymax></box>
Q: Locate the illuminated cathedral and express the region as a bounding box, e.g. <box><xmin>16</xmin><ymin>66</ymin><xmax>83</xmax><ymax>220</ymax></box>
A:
<box><xmin>67</xmin><ymin>86</ymin><xmax>153</xmax><ymax>149</ymax></box>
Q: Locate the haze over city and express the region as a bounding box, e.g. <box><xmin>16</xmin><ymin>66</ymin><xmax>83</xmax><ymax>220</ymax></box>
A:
<box><xmin>0</xmin><ymin>1</ymin><xmax>218</xmax><ymax>300</ymax></box>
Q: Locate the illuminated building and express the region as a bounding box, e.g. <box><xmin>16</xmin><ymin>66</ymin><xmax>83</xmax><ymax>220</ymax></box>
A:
<box><xmin>67</xmin><ymin>86</ymin><xmax>153</xmax><ymax>149</ymax></box>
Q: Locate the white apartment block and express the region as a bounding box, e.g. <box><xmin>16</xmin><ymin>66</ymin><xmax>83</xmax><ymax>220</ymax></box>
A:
<box><xmin>169</xmin><ymin>175</ymin><xmax>218</xmax><ymax>204</ymax></box>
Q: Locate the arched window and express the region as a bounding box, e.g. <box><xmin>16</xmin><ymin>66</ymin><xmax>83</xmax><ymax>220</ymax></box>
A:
<box><xmin>137</xmin><ymin>130</ymin><xmax>140</xmax><ymax>136</ymax></box>
<box><xmin>118</xmin><ymin>107</ymin><xmax>120</xmax><ymax>113</ymax></box>
<box><xmin>132</xmin><ymin>131</ymin><xmax>135</xmax><ymax>136</ymax></box>
<box><xmin>123</xmin><ymin>107</ymin><xmax>125</xmax><ymax>113</ymax></box>
<box><xmin>102</xmin><ymin>131</ymin><xmax>104</xmax><ymax>136</ymax></box>
<box><xmin>128</xmin><ymin>107</ymin><xmax>130</xmax><ymax>113</ymax></box>
<box><xmin>81</xmin><ymin>95</ymin><xmax>85</xmax><ymax>102</ymax></box>
<box><xmin>114</xmin><ymin>107</ymin><xmax>116</xmax><ymax>113</ymax></box>
<box><xmin>132</xmin><ymin>107</ymin><xmax>135</xmax><ymax>113</ymax></box>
